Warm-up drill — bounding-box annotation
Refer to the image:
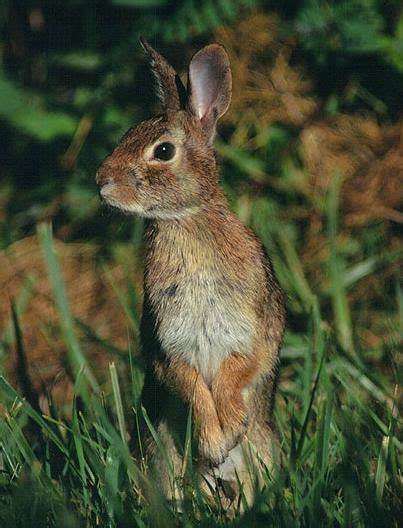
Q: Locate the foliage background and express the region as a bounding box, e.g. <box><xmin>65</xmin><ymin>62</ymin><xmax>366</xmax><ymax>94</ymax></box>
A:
<box><xmin>0</xmin><ymin>1</ymin><xmax>401</xmax><ymax>526</ymax></box>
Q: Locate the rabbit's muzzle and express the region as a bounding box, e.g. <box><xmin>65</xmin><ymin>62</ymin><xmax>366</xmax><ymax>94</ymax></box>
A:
<box><xmin>96</xmin><ymin>163</ymin><xmax>122</xmax><ymax>211</ymax></box>
<box><xmin>96</xmin><ymin>154</ymin><xmax>139</xmax><ymax>190</ymax></box>
<box><xmin>96</xmin><ymin>158</ymin><xmax>143</xmax><ymax>214</ymax></box>
<box><xmin>96</xmin><ymin>159</ymin><xmax>123</xmax><ymax>201</ymax></box>
<box><xmin>96</xmin><ymin>163</ymin><xmax>112</xmax><ymax>190</ymax></box>
<box><xmin>96</xmin><ymin>178</ymin><xmax>114</xmax><ymax>204</ymax></box>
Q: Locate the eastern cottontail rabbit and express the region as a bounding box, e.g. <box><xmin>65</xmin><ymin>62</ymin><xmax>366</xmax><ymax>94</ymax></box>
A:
<box><xmin>96</xmin><ymin>38</ymin><xmax>285</xmax><ymax>506</ymax></box>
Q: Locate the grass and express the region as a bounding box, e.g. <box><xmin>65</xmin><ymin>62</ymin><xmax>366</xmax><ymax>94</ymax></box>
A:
<box><xmin>0</xmin><ymin>200</ymin><xmax>401</xmax><ymax>527</ymax></box>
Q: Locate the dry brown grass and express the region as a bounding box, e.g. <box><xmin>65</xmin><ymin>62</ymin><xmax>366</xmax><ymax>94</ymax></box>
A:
<box><xmin>216</xmin><ymin>13</ymin><xmax>318</xmax><ymax>147</ymax></box>
<box><xmin>0</xmin><ymin>235</ymin><xmax>141</xmax><ymax>408</ymax></box>
<box><xmin>300</xmin><ymin>116</ymin><xmax>403</xmax><ymax>225</ymax></box>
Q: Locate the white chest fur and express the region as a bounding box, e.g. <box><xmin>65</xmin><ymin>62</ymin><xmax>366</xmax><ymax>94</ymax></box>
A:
<box><xmin>154</xmin><ymin>269</ymin><xmax>256</xmax><ymax>385</ymax></box>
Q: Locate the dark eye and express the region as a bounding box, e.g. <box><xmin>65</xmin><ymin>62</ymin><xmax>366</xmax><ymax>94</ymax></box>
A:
<box><xmin>153</xmin><ymin>142</ymin><xmax>176</xmax><ymax>161</ymax></box>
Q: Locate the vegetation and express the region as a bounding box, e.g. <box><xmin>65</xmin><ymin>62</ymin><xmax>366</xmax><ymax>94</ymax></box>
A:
<box><xmin>0</xmin><ymin>1</ymin><xmax>401</xmax><ymax>526</ymax></box>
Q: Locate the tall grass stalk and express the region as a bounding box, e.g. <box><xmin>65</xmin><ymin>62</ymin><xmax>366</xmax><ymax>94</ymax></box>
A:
<box><xmin>37</xmin><ymin>222</ymin><xmax>98</xmax><ymax>397</ymax></box>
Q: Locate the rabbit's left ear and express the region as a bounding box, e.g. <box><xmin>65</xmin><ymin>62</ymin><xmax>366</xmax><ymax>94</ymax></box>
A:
<box><xmin>140</xmin><ymin>37</ymin><xmax>186</xmax><ymax>113</ymax></box>
<box><xmin>187</xmin><ymin>44</ymin><xmax>232</xmax><ymax>143</ymax></box>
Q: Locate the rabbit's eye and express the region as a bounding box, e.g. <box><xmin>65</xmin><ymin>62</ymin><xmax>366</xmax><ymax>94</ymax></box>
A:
<box><xmin>153</xmin><ymin>142</ymin><xmax>176</xmax><ymax>161</ymax></box>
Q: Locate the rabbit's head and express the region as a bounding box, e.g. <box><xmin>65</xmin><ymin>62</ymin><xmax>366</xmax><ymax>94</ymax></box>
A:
<box><xmin>96</xmin><ymin>39</ymin><xmax>232</xmax><ymax>220</ymax></box>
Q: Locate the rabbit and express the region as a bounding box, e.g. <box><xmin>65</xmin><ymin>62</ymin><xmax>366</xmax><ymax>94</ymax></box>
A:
<box><xmin>96</xmin><ymin>38</ymin><xmax>285</xmax><ymax>507</ymax></box>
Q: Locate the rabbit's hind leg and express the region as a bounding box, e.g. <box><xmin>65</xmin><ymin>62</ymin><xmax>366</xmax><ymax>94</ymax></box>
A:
<box><xmin>201</xmin><ymin>420</ymin><xmax>276</xmax><ymax>512</ymax></box>
<box><xmin>211</xmin><ymin>352</ymin><xmax>260</xmax><ymax>452</ymax></box>
<box><xmin>147</xmin><ymin>419</ymin><xmax>185</xmax><ymax>504</ymax></box>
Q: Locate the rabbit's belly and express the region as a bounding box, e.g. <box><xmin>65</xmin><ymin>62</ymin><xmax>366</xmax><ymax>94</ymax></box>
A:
<box><xmin>157</xmin><ymin>277</ymin><xmax>256</xmax><ymax>384</ymax></box>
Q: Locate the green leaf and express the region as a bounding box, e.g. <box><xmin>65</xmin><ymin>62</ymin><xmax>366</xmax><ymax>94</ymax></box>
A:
<box><xmin>50</xmin><ymin>51</ymin><xmax>103</xmax><ymax>71</ymax></box>
<box><xmin>0</xmin><ymin>72</ymin><xmax>76</xmax><ymax>141</ymax></box>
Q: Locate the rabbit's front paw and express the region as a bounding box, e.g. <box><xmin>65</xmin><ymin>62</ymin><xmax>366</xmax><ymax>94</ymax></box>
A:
<box><xmin>198</xmin><ymin>424</ymin><xmax>228</xmax><ymax>466</ymax></box>
<box><xmin>224</xmin><ymin>415</ymin><xmax>248</xmax><ymax>451</ymax></box>
<box><xmin>224</xmin><ymin>417</ymin><xmax>249</xmax><ymax>452</ymax></box>
<box><xmin>217</xmin><ymin>398</ymin><xmax>249</xmax><ymax>451</ymax></box>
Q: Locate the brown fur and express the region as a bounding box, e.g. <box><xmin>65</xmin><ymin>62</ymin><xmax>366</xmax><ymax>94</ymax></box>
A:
<box><xmin>96</xmin><ymin>40</ymin><xmax>285</xmax><ymax>506</ymax></box>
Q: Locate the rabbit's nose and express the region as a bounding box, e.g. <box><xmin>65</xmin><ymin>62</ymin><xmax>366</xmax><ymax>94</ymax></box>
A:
<box><xmin>96</xmin><ymin>167</ymin><xmax>111</xmax><ymax>188</ymax></box>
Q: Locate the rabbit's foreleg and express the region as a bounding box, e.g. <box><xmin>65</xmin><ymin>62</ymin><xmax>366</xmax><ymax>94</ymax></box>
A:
<box><xmin>212</xmin><ymin>352</ymin><xmax>260</xmax><ymax>451</ymax></box>
<box><xmin>156</xmin><ymin>357</ymin><xmax>229</xmax><ymax>464</ymax></box>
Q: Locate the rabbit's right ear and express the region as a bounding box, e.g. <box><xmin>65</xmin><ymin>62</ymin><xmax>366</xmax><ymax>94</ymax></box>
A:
<box><xmin>140</xmin><ymin>37</ymin><xmax>186</xmax><ymax>113</ymax></box>
<box><xmin>187</xmin><ymin>44</ymin><xmax>232</xmax><ymax>143</ymax></box>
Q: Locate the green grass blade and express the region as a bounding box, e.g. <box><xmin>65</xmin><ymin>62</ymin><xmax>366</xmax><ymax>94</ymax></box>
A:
<box><xmin>0</xmin><ymin>376</ymin><xmax>69</xmax><ymax>457</ymax></box>
<box><xmin>103</xmin><ymin>265</ymin><xmax>140</xmax><ymax>339</ymax></box>
<box><xmin>216</xmin><ymin>140</ymin><xmax>266</xmax><ymax>182</ymax></box>
<box><xmin>326</xmin><ymin>173</ymin><xmax>354</xmax><ymax>354</ymax></box>
<box><xmin>295</xmin><ymin>350</ymin><xmax>325</xmax><ymax>462</ymax></box>
<box><xmin>3</xmin><ymin>414</ymin><xmax>55</xmax><ymax>489</ymax></box>
<box><xmin>312</xmin><ymin>389</ymin><xmax>334</xmax><ymax>514</ymax></box>
<box><xmin>109</xmin><ymin>362</ymin><xmax>128</xmax><ymax>444</ymax></box>
<box><xmin>275</xmin><ymin>228</ymin><xmax>315</xmax><ymax>310</ymax></box>
<box><xmin>141</xmin><ymin>405</ymin><xmax>174</xmax><ymax>478</ymax></box>
<box><xmin>75</xmin><ymin>317</ymin><xmax>132</xmax><ymax>361</ymax></box>
<box><xmin>375</xmin><ymin>385</ymin><xmax>398</xmax><ymax>502</ymax></box>
<box><xmin>316</xmin><ymin>391</ymin><xmax>334</xmax><ymax>474</ymax></box>
<box><xmin>72</xmin><ymin>384</ymin><xmax>89</xmax><ymax>507</ymax></box>
<box><xmin>342</xmin><ymin>250</ymin><xmax>403</xmax><ymax>290</ymax></box>
<box><xmin>130</xmin><ymin>344</ymin><xmax>146</xmax><ymax>470</ymax></box>
<box><xmin>1</xmin><ymin>273</ymin><xmax>36</xmax><ymax>348</ymax></box>
<box><xmin>375</xmin><ymin>434</ymin><xmax>389</xmax><ymax>503</ymax></box>
<box><xmin>181</xmin><ymin>405</ymin><xmax>193</xmax><ymax>479</ymax></box>
<box><xmin>10</xmin><ymin>302</ymin><xmax>39</xmax><ymax>412</ymax></box>
<box><xmin>104</xmin><ymin>445</ymin><xmax>123</xmax><ymax>521</ymax></box>
<box><xmin>37</xmin><ymin>222</ymin><xmax>98</xmax><ymax>396</ymax></box>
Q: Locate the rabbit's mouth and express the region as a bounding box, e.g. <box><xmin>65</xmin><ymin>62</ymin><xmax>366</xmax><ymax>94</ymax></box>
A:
<box><xmin>102</xmin><ymin>196</ymin><xmax>145</xmax><ymax>217</ymax></box>
<box><xmin>98</xmin><ymin>183</ymin><xmax>123</xmax><ymax>209</ymax></box>
<box><xmin>98</xmin><ymin>181</ymin><xmax>114</xmax><ymax>199</ymax></box>
<box><xmin>97</xmin><ymin>182</ymin><xmax>134</xmax><ymax>211</ymax></box>
<box><xmin>110</xmin><ymin>200</ymin><xmax>199</xmax><ymax>220</ymax></box>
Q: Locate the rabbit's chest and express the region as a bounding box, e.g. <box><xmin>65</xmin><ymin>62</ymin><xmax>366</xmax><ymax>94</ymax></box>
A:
<box><xmin>154</xmin><ymin>271</ymin><xmax>256</xmax><ymax>384</ymax></box>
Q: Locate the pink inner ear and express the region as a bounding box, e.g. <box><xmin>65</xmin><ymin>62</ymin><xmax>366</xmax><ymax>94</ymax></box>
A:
<box><xmin>190</xmin><ymin>58</ymin><xmax>222</xmax><ymax>120</ymax></box>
